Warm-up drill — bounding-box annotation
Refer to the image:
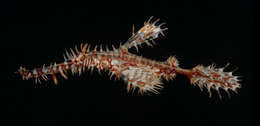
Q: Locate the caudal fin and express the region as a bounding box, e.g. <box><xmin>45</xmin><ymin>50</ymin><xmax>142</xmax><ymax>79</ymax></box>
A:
<box><xmin>188</xmin><ymin>64</ymin><xmax>241</xmax><ymax>99</ymax></box>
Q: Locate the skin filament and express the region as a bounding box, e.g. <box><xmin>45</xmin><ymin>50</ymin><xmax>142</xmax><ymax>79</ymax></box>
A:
<box><xmin>17</xmin><ymin>16</ymin><xmax>242</xmax><ymax>98</ymax></box>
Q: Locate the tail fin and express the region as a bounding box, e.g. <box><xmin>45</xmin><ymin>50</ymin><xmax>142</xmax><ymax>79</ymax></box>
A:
<box><xmin>187</xmin><ymin>64</ymin><xmax>241</xmax><ymax>99</ymax></box>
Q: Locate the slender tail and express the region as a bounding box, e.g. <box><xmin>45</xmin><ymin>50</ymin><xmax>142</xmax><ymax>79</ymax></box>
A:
<box><xmin>175</xmin><ymin>64</ymin><xmax>241</xmax><ymax>99</ymax></box>
<box><xmin>16</xmin><ymin>43</ymin><xmax>90</xmax><ymax>84</ymax></box>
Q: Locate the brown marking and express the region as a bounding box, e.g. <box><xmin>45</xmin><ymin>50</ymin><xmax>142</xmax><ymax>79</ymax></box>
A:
<box><xmin>139</xmin><ymin>25</ymin><xmax>148</xmax><ymax>33</ymax></box>
<box><xmin>51</xmin><ymin>71</ymin><xmax>58</xmax><ymax>84</ymax></box>
<box><xmin>137</xmin><ymin>81</ymin><xmax>146</xmax><ymax>87</ymax></box>
<box><xmin>145</xmin><ymin>25</ymin><xmax>154</xmax><ymax>32</ymax></box>
<box><xmin>143</xmin><ymin>31</ymin><xmax>153</xmax><ymax>39</ymax></box>
<box><xmin>137</xmin><ymin>37</ymin><xmax>144</xmax><ymax>43</ymax></box>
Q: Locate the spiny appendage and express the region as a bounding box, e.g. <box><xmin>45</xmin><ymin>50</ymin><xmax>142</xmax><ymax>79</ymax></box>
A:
<box><xmin>123</xmin><ymin>16</ymin><xmax>167</xmax><ymax>52</ymax></box>
<box><xmin>189</xmin><ymin>64</ymin><xmax>241</xmax><ymax>99</ymax></box>
<box><xmin>17</xmin><ymin>43</ymin><xmax>130</xmax><ymax>85</ymax></box>
<box><xmin>164</xmin><ymin>56</ymin><xmax>179</xmax><ymax>80</ymax></box>
<box><xmin>17</xmin><ymin>43</ymin><xmax>91</xmax><ymax>84</ymax></box>
<box><xmin>120</xmin><ymin>65</ymin><xmax>164</xmax><ymax>94</ymax></box>
<box><xmin>116</xmin><ymin>56</ymin><xmax>179</xmax><ymax>94</ymax></box>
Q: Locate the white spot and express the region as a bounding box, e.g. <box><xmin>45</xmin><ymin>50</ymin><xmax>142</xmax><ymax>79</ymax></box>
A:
<box><xmin>202</xmin><ymin>78</ymin><xmax>207</xmax><ymax>83</ymax></box>
<box><xmin>59</xmin><ymin>66</ymin><xmax>62</xmax><ymax>71</ymax></box>
<box><xmin>71</xmin><ymin>64</ymin><xmax>75</xmax><ymax>69</ymax></box>
<box><xmin>208</xmin><ymin>83</ymin><xmax>214</xmax><ymax>87</ymax></box>
<box><xmin>64</xmin><ymin>62</ymin><xmax>69</xmax><ymax>69</ymax></box>
<box><xmin>216</xmin><ymin>83</ymin><xmax>221</xmax><ymax>88</ymax></box>
<box><xmin>111</xmin><ymin>60</ymin><xmax>120</xmax><ymax>65</ymax></box>
<box><xmin>33</xmin><ymin>69</ymin><xmax>37</xmax><ymax>75</ymax></box>
<box><xmin>42</xmin><ymin>67</ymin><xmax>46</xmax><ymax>73</ymax></box>
<box><xmin>28</xmin><ymin>73</ymin><xmax>31</xmax><ymax>78</ymax></box>
<box><xmin>53</xmin><ymin>65</ymin><xmax>56</xmax><ymax>71</ymax></box>
<box><xmin>153</xmin><ymin>27</ymin><xmax>161</xmax><ymax>32</ymax></box>
<box><xmin>121</xmin><ymin>69</ymin><xmax>129</xmax><ymax>75</ymax></box>
<box><xmin>78</xmin><ymin>54</ymin><xmax>82</xmax><ymax>59</ymax></box>
<box><xmin>136</xmin><ymin>70</ymin><xmax>142</xmax><ymax>79</ymax></box>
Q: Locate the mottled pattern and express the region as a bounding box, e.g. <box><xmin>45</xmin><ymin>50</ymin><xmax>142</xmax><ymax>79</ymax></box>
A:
<box><xmin>17</xmin><ymin>17</ymin><xmax>241</xmax><ymax>98</ymax></box>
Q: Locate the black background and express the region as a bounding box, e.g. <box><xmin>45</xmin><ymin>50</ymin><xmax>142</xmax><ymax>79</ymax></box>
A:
<box><xmin>1</xmin><ymin>0</ymin><xmax>255</xmax><ymax>125</ymax></box>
